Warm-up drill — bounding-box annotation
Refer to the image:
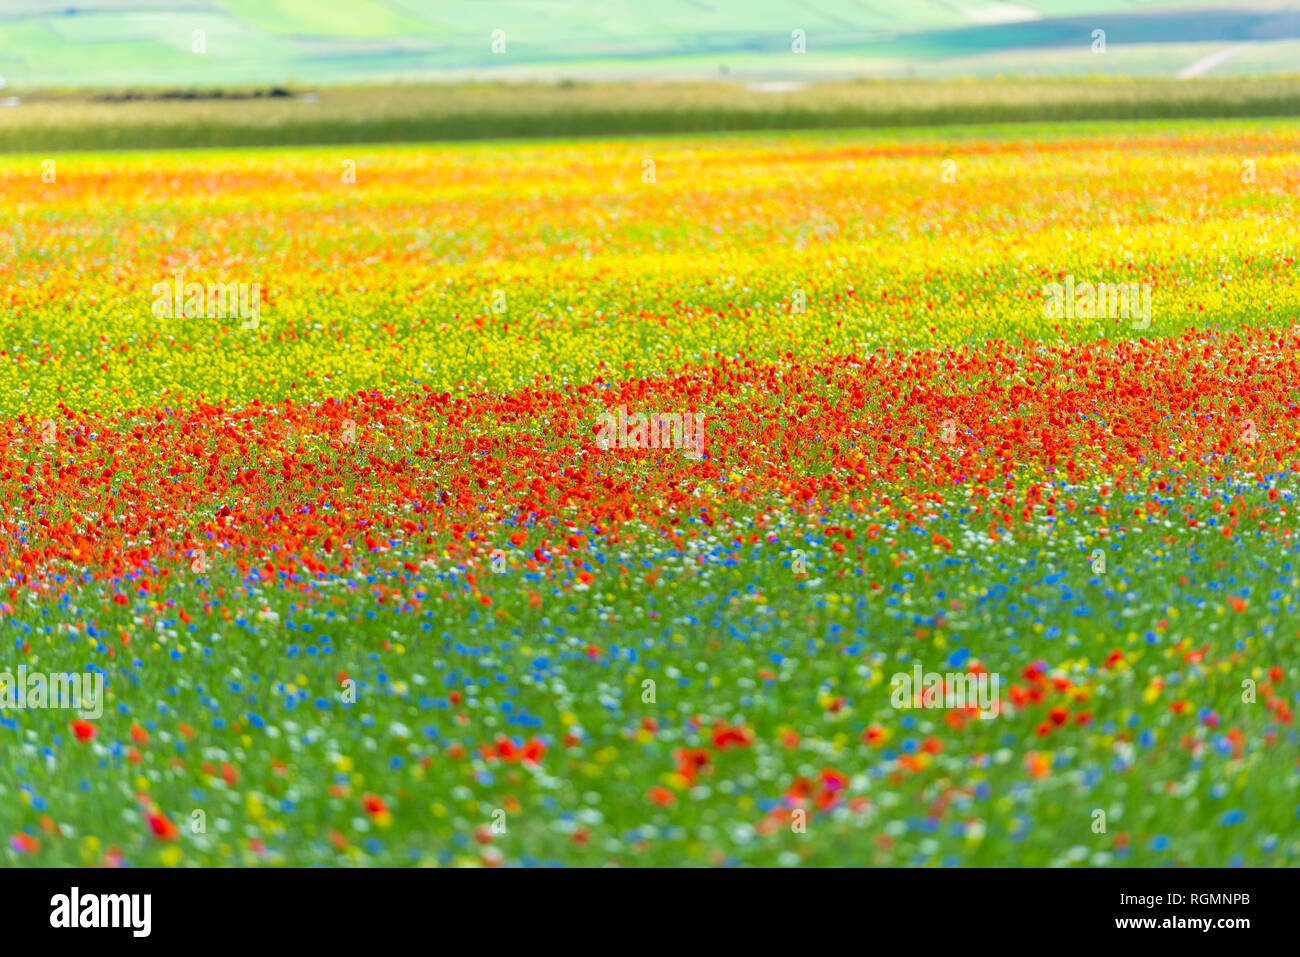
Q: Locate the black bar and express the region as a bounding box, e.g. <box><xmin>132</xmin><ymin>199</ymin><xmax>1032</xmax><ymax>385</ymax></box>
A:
<box><xmin>0</xmin><ymin>866</ymin><xmax>1277</xmax><ymax>943</ymax></box>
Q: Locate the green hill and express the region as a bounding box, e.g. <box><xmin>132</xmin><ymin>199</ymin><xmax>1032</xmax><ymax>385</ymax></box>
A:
<box><xmin>3</xmin><ymin>1</ymin><xmax>1300</xmax><ymax>90</ymax></box>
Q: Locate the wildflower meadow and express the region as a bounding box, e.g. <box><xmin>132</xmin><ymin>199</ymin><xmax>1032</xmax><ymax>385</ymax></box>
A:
<box><xmin>1</xmin><ymin>115</ymin><xmax>1298</xmax><ymax>870</ymax></box>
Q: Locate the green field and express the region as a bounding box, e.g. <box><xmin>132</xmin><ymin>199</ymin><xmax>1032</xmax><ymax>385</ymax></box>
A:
<box><xmin>4</xmin><ymin>75</ymin><xmax>1300</xmax><ymax>154</ymax></box>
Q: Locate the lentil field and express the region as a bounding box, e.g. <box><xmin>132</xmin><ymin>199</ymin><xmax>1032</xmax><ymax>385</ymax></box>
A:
<box><xmin>2</xmin><ymin>119</ymin><xmax>1299</xmax><ymax>867</ymax></box>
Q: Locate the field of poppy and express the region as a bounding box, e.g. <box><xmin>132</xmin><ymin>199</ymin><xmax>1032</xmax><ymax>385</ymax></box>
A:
<box><xmin>1</xmin><ymin>117</ymin><xmax>1298</xmax><ymax>867</ymax></box>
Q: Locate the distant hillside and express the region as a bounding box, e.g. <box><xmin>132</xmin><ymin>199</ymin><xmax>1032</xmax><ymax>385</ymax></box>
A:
<box><xmin>2</xmin><ymin>1</ymin><xmax>1300</xmax><ymax>90</ymax></box>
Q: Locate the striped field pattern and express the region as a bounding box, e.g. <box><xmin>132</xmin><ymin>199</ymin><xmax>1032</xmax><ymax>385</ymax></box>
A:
<box><xmin>1</xmin><ymin>119</ymin><xmax>1298</xmax><ymax>866</ymax></box>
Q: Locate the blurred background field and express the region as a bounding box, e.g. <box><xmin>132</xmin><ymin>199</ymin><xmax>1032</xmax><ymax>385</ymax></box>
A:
<box><xmin>4</xmin><ymin>2</ymin><xmax>1300</xmax><ymax>151</ymax></box>
<box><xmin>3</xmin><ymin>75</ymin><xmax>1300</xmax><ymax>152</ymax></box>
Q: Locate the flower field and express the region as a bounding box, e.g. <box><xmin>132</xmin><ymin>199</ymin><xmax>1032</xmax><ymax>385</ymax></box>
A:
<box><xmin>1</xmin><ymin>119</ymin><xmax>1298</xmax><ymax>867</ymax></box>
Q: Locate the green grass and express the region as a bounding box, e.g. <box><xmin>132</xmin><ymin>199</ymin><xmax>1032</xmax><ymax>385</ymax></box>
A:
<box><xmin>5</xmin><ymin>76</ymin><xmax>1300</xmax><ymax>154</ymax></box>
